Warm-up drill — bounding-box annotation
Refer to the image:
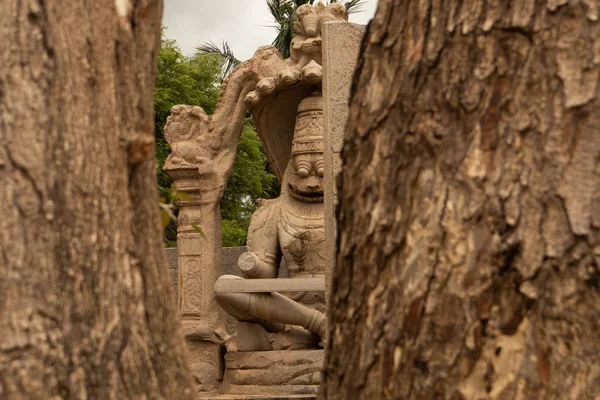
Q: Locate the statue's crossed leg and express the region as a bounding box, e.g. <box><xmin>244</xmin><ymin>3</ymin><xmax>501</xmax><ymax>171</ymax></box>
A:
<box><xmin>215</xmin><ymin>275</ymin><xmax>327</xmax><ymax>342</ymax></box>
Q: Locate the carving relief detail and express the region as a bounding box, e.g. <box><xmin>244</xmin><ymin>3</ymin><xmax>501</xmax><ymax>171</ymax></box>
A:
<box><xmin>180</xmin><ymin>258</ymin><xmax>204</xmax><ymax>315</ymax></box>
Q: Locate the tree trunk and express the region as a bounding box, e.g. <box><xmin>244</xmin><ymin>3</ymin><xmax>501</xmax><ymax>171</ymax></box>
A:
<box><xmin>0</xmin><ymin>1</ymin><xmax>193</xmax><ymax>398</ymax></box>
<box><xmin>323</xmin><ymin>0</ymin><xmax>600</xmax><ymax>398</ymax></box>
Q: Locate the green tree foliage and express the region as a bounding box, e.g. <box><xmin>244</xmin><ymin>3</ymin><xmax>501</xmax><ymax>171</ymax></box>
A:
<box><xmin>155</xmin><ymin>31</ymin><xmax>278</xmax><ymax>247</ymax></box>
<box><xmin>221</xmin><ymin>120</ymin><xmax>279</xmax><ymax>247</ymax></box>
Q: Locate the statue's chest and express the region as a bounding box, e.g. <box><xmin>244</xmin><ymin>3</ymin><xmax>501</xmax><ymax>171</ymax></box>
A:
<box><xmin>278</xmin><ymin>209</ymin><xmax>325</xmax><ymax>276</ymax></box>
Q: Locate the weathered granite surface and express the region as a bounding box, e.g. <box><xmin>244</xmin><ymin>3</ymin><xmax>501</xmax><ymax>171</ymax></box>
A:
<box><xmin>220</xmin><ymin>350</ymin><xmax>323</xmax><ymax>396</ymax></box>
<box><xmin>322</xmin><ymin>22</ymin><xmax>365</xmax><ymax>305</ymax></box>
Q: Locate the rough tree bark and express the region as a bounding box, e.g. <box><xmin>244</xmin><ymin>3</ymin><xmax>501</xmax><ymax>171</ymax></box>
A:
<box><xmin>0</xmin><ymin>1</ymin><xmax>194</xmax><ymax>398</ymax></box>
<box><xmin>324</xmin><ymin>0</ymin><xmax>600</xmax><ymax>398</ymax></box>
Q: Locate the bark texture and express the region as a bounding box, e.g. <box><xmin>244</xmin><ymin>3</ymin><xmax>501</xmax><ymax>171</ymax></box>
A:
<box><xmin>324</xmin><ymin>0</ymin><xmax>600</xmax><ymax>398</ymax></box>
<box><xmin>0</xmin><ymin>1</ymin><xmax>194</xmax><ymax>398</ymax></box>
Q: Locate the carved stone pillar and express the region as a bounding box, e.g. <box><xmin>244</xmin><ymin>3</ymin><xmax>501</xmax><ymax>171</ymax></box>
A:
<box><xmin>163</xmin><ymin>106</ymin><xmax>226</xmax><ymax>393</ymax></box>
<box><xmin>322</xmin><ymin>22</ymin><xmax>365</xmax><ymax>304</ymax></box>
<box><xmin>171</xmin><ymin>168</ymin><xmax>224</xmax><ymax>327</ymax></box>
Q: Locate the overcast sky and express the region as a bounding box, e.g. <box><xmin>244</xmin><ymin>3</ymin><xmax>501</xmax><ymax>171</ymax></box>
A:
<box><xmin>162</xmin><ymin>0</ymin><xmax>378</xmax><ymax>61</ymax></box>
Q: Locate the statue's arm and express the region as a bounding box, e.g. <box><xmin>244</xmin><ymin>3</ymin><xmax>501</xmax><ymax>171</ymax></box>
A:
<box><xmin>237</xmin><ymin>199</ymin><xmax>280</xmax><ymax>279</ymax></box>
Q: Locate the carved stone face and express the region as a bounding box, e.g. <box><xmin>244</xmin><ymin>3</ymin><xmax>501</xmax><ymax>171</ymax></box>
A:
<box><xmin>288</xmin><ymin>152</ymin><xmax>324</xmax><ymax>203</ymax></box>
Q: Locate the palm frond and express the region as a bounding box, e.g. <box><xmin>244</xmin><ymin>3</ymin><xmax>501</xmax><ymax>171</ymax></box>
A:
<box><xmin>197</xmin><ymin>40</ymin><xmax>241</xmax><ymax>80</ymax></box>
<box><xmin>267</xmin><ymin>0</ymin><xmax>297</xmax><ymax>57</ymax></box>
<box><xmin>343</xmin><ymin>0</ymin><xmax>366</xmax><ymax>14</ymax></box>
<box><xmin>267</xmin><ymin>0</ymin><xmax>292</xmax><ymax>25</ymax></box>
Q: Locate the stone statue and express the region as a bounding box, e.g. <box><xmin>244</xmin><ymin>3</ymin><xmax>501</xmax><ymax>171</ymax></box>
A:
<box><xmin>215</xmin><ymin>92</ymin><xmax>327</xmax><ymax>350</ymax></box>
<box><xmin>163</xmin><ymin>105</ymin><xmax>216</xmax><ymax>174</ymax></box>
<box><xmin>164</xmin><ymin>2</ymin><xmax>356</xmax><ymax>394</ymax></box>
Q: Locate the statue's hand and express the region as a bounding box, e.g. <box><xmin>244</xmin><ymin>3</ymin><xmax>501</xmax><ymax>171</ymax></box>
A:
<box><xmin>238</xmin><ymin>252</ymin><xmax>263</xmax><ymax>278</ymax></box>
<box><xmin>238</xmin><ymin>252</ymin><xmax>277</xmax><ymax>279</ymax></box>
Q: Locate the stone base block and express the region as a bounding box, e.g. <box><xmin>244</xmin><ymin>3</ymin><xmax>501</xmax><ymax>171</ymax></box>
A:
<box><xmin>220</xmin><ymin>350</ymin><xmax>323</xmax><ymax>396</ymax></box>
<box><xmin>182</xmin><ymin>328</ymin><xmax>224</xmax><ymax>393</ymax></box>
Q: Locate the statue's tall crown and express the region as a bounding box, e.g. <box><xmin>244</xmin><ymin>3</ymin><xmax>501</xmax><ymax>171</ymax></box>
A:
<box><xmin>291</xmin><ymin>92</ymin><xmax>324</xmax><ymax>156</ymax></box>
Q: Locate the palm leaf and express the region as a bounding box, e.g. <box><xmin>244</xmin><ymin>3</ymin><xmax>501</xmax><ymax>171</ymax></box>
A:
<box><xmin>267</xmin><ymin>0</ymin><xmax>297</xmax><ymax>58</ymax></box>
<box><xmin>196</xmin><ymin>40</ymin><xmax>241</xmax><ymax>80</ymax></box>
<box><xmin>343</xmin><ymin>0</ymin><xmax>366</xmax><ymax>14</ymax></box>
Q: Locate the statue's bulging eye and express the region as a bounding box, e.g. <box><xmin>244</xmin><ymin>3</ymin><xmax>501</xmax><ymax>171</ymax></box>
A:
<box><xmin>298</xmin><ymin>167</ymin><xmax>310</xmax><ymax>178</ymax></box>
<box><xmin>317</xmin><ymin>167</ymin><xmax>324</xmax><ymax>177</ymax></box>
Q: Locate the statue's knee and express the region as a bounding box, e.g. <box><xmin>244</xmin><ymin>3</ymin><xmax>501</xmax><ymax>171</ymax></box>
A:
<box><xmin>214</xmin><ymin>276</ymin><xmax>251</xmax><ymax>313</ymax></box>
<box><xmin>216</xmin><ymin>274</ymin><xmax>243</xmax><ymax>283</ymax></box>
<box><xmin>215</xmin><ymin>274</ymin><xmax>243</xmax><ymax>296</ymax></box>
<box><xmin>215</xmin><ymin>291</ymin><xmax>253</xmax><ymax>321</ymax></box>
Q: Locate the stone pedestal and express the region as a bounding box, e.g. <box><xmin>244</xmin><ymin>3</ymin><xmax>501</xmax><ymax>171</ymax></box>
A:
<box><xmin>322</xmin><ymin>22</ymin><xmax>366</xmax><ymax>303</ymax></box>
<box><xmin>220</xmin><ymin>350</ymin><xmax>323</xmax><ymax>397</ymax></box>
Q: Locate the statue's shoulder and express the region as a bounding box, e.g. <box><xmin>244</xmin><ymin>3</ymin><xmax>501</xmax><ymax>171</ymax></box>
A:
<box><xmin>254</xmin><ymin>198</ymin><xmax>281</xmax><ymax>216</ymax></box>
<box><xmin>248</xmin><ymin>198</ymin><xmax>281</xmax><ymax>233</ymax></box>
